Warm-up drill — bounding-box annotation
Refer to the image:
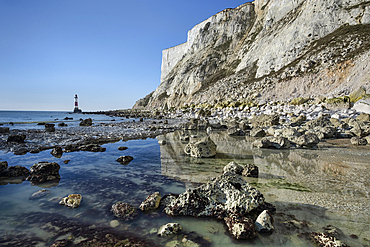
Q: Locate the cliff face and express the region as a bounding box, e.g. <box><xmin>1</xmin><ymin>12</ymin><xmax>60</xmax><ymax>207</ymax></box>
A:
<box><xmin>133</xmin><ymin>0</ymin><xmax>370</xmax><ymax>109</ymax></box>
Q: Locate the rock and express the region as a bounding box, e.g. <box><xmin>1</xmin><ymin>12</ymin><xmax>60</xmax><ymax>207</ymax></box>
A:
<box><xmin>50</xmin><ymin>146</ymin><xmax>63</xmax><ymax>158</ymax></box>
<box><xmin>253</xmin><ymin>136</ymin><xmax>290</xmax><ymax>149</ymax></box>
<box><xmin>111</xmin><ymin>202</ymin><xmax>138</xmax><ymax>220</ymax></box>
<box><xmin>59</xmin><ymin>194</ymin><xmax>82</xmax><ymax>208</ymax></box>
<box><xmin>110</xmin><ymin>220</ymin><xmax>120</xmax><ymax>228</ymax></box>
<box><xmin>158</xmin><ymin>140</ymin><xmax>167</xmax><ymax>145</ymax></box>
<box><xmin>79</xmin><ymin>144</ymin><xmax>106</xmax><ymax>152</ymax></box>
<box><xmin>150</xmin><ymin>228</ymin><xmax>158</xmax><ymax>234</ymax></box>
<box><xmin>29</xmin><ymin>189</ymin><xmax>51</xmax><ymax>200</ymax></box>
<box><xmin>139</xmin><ymin>192</ymin><xmax>161</xmax><ymax>212</ymax></box>
<box><xmin>223</xmin><ymin>161</ymin><xmax>243</xmax><ymax>175</ymax></box>
<box><xmin>116</xmin><ymin>155</ymin><xmax>134</xmax><ymax>165</ymax></box>
<box><xmin>79</xmin><ymin>118</ymin><xmax>93</xmax><ymax>126</ymax></box>
<box><xmin>227</xmin><ymin>127</ymin><xmax>243</xmax><ymax>136</ymax></box>
<box><xmin>349</xmin><ymin>87</ymin><xmax>366</xmax><ymax>103</ymax></box>
<box><xmin>224</xmin><ymin>214</ymin><xmax>256</xmax><ymax>240</ymax></box>
<box><xmin>164</xmin><ymin>171</ymin><xmax>265</xmax><ymax>218</ymax></box>
<box><xmin>58</xmin><ymin>122</ymin><xmax>68</xmax><ymax>127</ymax></box>
<box><xmin>242</xmin><ymin>164</ymin><xmax>259</xmax><ymax>178</ymax></box>
<box><xmin>160</xmin><ymin>194</ymin><xmax>179</xmax><ymax>208</ymax></box>
<box><xmin>255</xmin><ymin>210</ymin><xmax>274</xmax><ymax>233</ymax></box>
<box><xmin>0</xmin><ymin>161</ymin><xmax>8</xmax><ymax>173</ymax></box>
<box><xmin>45</xmin><ymin>124</ymin><xmax>55</xmax><ymax>132</ymax></box>
<box><xmin>7</xmin><ymin>135</ymin><xmax>26</xmax><ymax>143</ymax></box>
<box><xmin>250</xmin><ymin>128</ymin><xmax>266</xmax><ymax>137</ymax></box>
<box><xmin>356</xmin><ymin>113</ymin><xmax>370</xmax><ymax>122</ymax></box>
<box><xmin>350</xmin><ymin>137</ymin><xmax>367</xmax><ymax>145</ymax></box>
<box><xmin>63</xmin><ymin>160</ymin><xmax>70</xmax><ymax>164</ymax></box>
<box><xmin>323</xmin><ymin>97</ymin><xmax>351</xmax><ymax>110</ymax></box>
<box><xmin>0</xmin><ymin>127</ymin><xmax>9</xmax><ymax>133</ymax></box>
<box><xmin>157</xmin><ymin>223</ymin><xmax>182</xmax><ymax>237</ymax></box>
<box><xmin>280</xmin><ymin>127</ymin><xmax>300</xmax><ymax>138</ymax></box>
<box><xmin>319</xmin><ymin>126</ymin><xmax>337</xmax><ymax>139</ymax></box>
<box><xmin>14</xmin><ymin>148</ymin><xmax>29</xmax><ymax>155</ymax></box>
<box><xmin>294</xmin><ymin>133</ymin><xmax>319</xmax><ymax>148</ymax></box>
<box><xmin>310</xmin><ymin>232</ymin><xmax>348</xmax><ymax>247</ymax></box>
<box><xmin>0</xmin><ymin>165</ymin><xmax>30</xmax><ymax>177</ymax></box>
<box><xmin>251</xmin><ymin>114</ymin><xmax>279</xmax><ymax>127</ymax></box>
<box><xmin>290</xmin><ymin>97</ymin><xmax>309</xmax><ymax>105</ymax></box>
<box><xmin>118</xmin><ymin>146</ymin><xmax>128</xmax><ymax>150</ymax></box>
<box><xmin>27</xmin><ymin>161</ymin><xmax>60</xmax><ymax>183</ymax></box>
<box><xmin>304</xmin><ymin>116</ymin><xmax>333</xmax><ymax>129</ymax></box>
<box><xmin>184</xmin><ymin>136</ymin><xmax>217</xmax><ymax>158</ymax></box>
<box><xmin>353</xmin><ymin>98</ymin><xmax>370</xmax><ymax>114</ymax></box>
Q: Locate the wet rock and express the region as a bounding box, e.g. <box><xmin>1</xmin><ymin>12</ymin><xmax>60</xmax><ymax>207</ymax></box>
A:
<box><xmin>242</xmin><ymin>164</ymin><xmax>259</xmax><ymax>178</ymax></box>
<box><xmin>59</xmin><ymin>194</ymin><xmax>82</xmax><ymax>208</ymax></box>
<box><xmin>164</xmin><ymin>171</ymin><xmax>265</xmax><ymax>218</ymax></box>
<box><xmin>184</xmin><ymin>136</ymin><xmax>217</xmax><ymax>158</ymax></box>
<box><xmin>118</xmin><ymin>146</ymin><xmax>128</xmax><ymax>150</ymax></box>
<box><xmin>255</xmin><ymin>210</ymin><xmax>274</xmax><ymax>233</ymax></box>
<box><xmin>0</xmin><ymin>161</ymin><xmax>7</xmax><ymax>173</ymax></box>
<box><xmin>110</xmin><ymin>220</ymin><xmax>120</xmax><ymax>228</ymax></box>
<box><xmin>227</xmin><ymin>127</ymin><xmax>244</xmax><ymax>136</ymax></box>
<box><xmin>223</xmin><ymin>161</ymin><xmax>243</xmax><ymax>175</ymax></box>
<box><xmin>7</xmin><ymin>134</ymin><xmax>26</xmax><ymax>143</ymax></box>
<box><xmin>160</xmin><ymin>194</ymin><xmax>179</xmax><ymax>208</ymax></box>
<box><xmin>139</xmin><ymin>191</ymin><xmax>161</xmax><ymax>212</ymax></box>
<box><xmin>250</xmin><ymin>128</ymin><xmax>266</xmax><ymax>137</ymax></box>
<box><xmin>0</xmin><ymin>165</ymin><xmax>30</xmax><ymax>177</ymax></box>
<box><xmin>58</xmin><ymin>122</ymin><xmax>68</xmax><ymax>127</ymax></box>
<box><xmin>350</xmin><ymin>137</ymin><xmax>367</xmax><ymax>145</ymax></box>
<box><xmin>253</xmin><ymin>136</ymin><xmax>290</xmax><ymax>149</ymax></box>
<box><xmin>45</xmin><ymin>124</ymin><xmax>55</xmax><ymax>132</ymax></box>
<box><xmin>79</xmin><ymin>144</ymin><xmax>106</xmax><ymax>152</ymax></box>
<box><xmin>111</xmin><ymin>202</ymin><xmax>138</xmax><ymax>221</ymax></box>
<box><xmin>14</xmin><ymin>147</ymin><xmax>29</xmax><ymax>155</ymax></box>
<box><xmin>294</xmin><ymin>133</ymin><xmax>319</xmax><ymax>148</ymax></box>
<box><xmin>310</xmin><ymin>232</ymin><xmax>348</xmax><ymax>247</ymax></box>
<box><xmin>29</xmin><ymin>189</ymin><xmax>51</xmax><ymax>200</ymax></box>
<box><xmin>0</xmin><ymin>127</ymin><xmax>9</xmax><ymax>133</ymax></box>
<box><xmin>27</xmin><ymin>161</ymin><xmax>60</xmax><ymax>183</ymax></box>
<box><xmin>50</xmin><ymin>146</ymin><xmax>63</xmax><ymax>158</ymax></box>
<box><xmin>251</xmin><ymin>114</ymin><xmax>279</xmax><ymax>127</ymax></box>
<box><xmin>224</xmin><ymin>214</ymin><xmax>256</xmax><ymax>240</ymax></box>
<box><xmin>157</xmin><ymin>223</ymin><xmax>182</xmax><ymax>237</ymax></box>
<box><xmin>116</xmin><ymin>155</ymin><xmax>134</xmax><ymax>165</ymax></box>
<box><xmin>79</xmin><ymin>118</ymin><xmax>92</xmax><ymax>126</ymax></box>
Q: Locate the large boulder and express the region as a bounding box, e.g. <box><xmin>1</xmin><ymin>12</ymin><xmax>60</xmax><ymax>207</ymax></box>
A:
<box><xmin>184</xmin><ymin>136</ymin><xmax>217</xmax><ymax>158</ymax></box>
<box><xmin>163</xmin><ymin>172</ymin><xmax>265</xmax><ymax>218</ymax></box>
<box><xmin>224</xmin><ymin>214</ymin><xmax>256</xmax><ymax>240</ymax></box>
<box><xmin>250</xmin><ymin>114</ymin><xmax>279</xmax><ymax>127</ymax></box>
<box><xmin>26</xmin><ymin>162</ymin><xmax>60</xmax><ymax>183</ymax></box>
<box><xmin>139</xmin><ymin>192</ymin><xmax>161</xmax><ymax>212</ymax></box>
<box><xmin>79</xmin><ymin>118</ymin><xmax>93</xmax><ymax>126</ymax></box>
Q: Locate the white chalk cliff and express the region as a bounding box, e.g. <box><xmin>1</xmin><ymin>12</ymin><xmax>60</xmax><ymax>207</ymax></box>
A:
<box><xmin>133</xmin><ymin>0</ymin><xmax>370</xmax><ymax>109</ymax></box>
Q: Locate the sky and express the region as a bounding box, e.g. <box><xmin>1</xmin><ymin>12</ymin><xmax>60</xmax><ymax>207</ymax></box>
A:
<box><xmin>0</xmin><ymin>0</ymin><xmax>252</xmax><ymax>111</ymax></box>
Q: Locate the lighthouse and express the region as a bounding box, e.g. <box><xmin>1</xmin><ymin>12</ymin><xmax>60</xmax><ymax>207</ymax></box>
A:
<box><xmin>73</xmin><ymin>94</ymin><xmax>82</xmax><ymax>113</ymax></box>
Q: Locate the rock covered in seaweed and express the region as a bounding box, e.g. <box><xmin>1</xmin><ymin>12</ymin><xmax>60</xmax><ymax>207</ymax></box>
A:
<box><xmin>111</xmin><ymin>202</ymin><xmax>138</xmax><ymax>221</ymax></box>
<box><xmin>59</xmin><ymin>194</ymin><xmax>82</xmax><ymax>208</ymax></box>
<box><xmin>139</xmin><ymin>192</ymin><xmax>161</xmax><ymax>212</ymax></box>
<box><xmin>163</xmin><ymin>170</ymin><xmax>265</xmax><ymax>218</ymax></box>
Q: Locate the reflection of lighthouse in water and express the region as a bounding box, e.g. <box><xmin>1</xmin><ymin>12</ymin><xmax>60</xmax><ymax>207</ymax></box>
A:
<box><xmin>73</xmin><ymin>94</ymin><xmax>82</xmax><ymax>113</ymax></box>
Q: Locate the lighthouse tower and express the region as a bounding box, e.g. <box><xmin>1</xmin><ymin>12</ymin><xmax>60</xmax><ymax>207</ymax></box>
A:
<box><xmin>73</xmin><ymin>94</ymin><xmax>82</xmax><ymax>113</ymax></box>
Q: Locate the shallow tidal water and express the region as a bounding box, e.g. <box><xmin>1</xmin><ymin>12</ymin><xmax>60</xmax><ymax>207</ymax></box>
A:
<box><xmin>0</xmin><ymin>130</ymin><xmax>369</xmax><ymax>246</ymax></box>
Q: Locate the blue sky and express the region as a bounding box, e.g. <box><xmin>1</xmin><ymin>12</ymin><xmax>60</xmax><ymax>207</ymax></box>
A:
<box><xmin>0</xmin><ymin>0</ymin><xmax>251</xmax><ymax>111</ymax></box>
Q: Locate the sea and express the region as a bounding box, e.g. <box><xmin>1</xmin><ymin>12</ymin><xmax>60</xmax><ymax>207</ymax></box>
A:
<box><xmin>0</xmin><ymin>110</ymin><xmax>125</xmax><ymax>130</ymax></box>
<box><xmin>0</xmin><ymin>112</ymin><xmax>369</xmax><ymax>246</ymax></box>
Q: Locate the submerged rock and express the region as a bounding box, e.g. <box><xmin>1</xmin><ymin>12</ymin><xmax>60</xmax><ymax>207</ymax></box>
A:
<box><xmin>255</xmin><ymin>210</ymin><xmax>274</xmax><ymax>233</ymax></box>
<box><xmin>310</xmin><ymin>232</ymin><xmax>348</xmax><ymax>247</ymax></box>
<box><xmin>116</xmin><ymin>155</ymin><xmax>134</xmax><ymax>165</ymax></box>
<box><xmin>27</xmin><ymin>161</ymin><xmax>60</xmax><ymax>183</ymax></box>
<box><xmin>164</xmin><ymin>171</ymin><xmax>265</xmax><ymax>218</ymax></box>
<box><xmin>184</xmin><ymin>136</ymin><xmax>217</xmax><ymax>158</ymax></box>
<box><xmin>224</xmin><ymin>214</ymin><xmax>256</xmax><ymax>240</ymax></box>
<box><xmin>139</xmin><ymin>192</ymin><xmax>161</xmax><ymax>212</ymax></box>
<box><xmin>29</xmin><ymin>189</ymin><xmax>51</xmax><ymax>200</ymax></box>
<box><xmin>111</xmin><ymin>202</ymin><xmax>138</xmax><ymax>221</ymax></box>
<box><xmin>157</xmin><ymin>223</ymin><xmax>182</xmax><ymax>237</ymax></box>
<box><xmin>59</xmin><ymin>194</ymin><xmax>82</xmax><ymax>208</ymax></box>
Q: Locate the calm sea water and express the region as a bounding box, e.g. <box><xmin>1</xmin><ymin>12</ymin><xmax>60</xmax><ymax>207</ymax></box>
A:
<box><xmin>0</xmin><ymin>110</ymin><xmax>123</xmax><ymax>130</ymax></box>
<box><xmin>0</xmin><ymin>130</ymin><xmax>369</xmax><ymax>246</ymax></box>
